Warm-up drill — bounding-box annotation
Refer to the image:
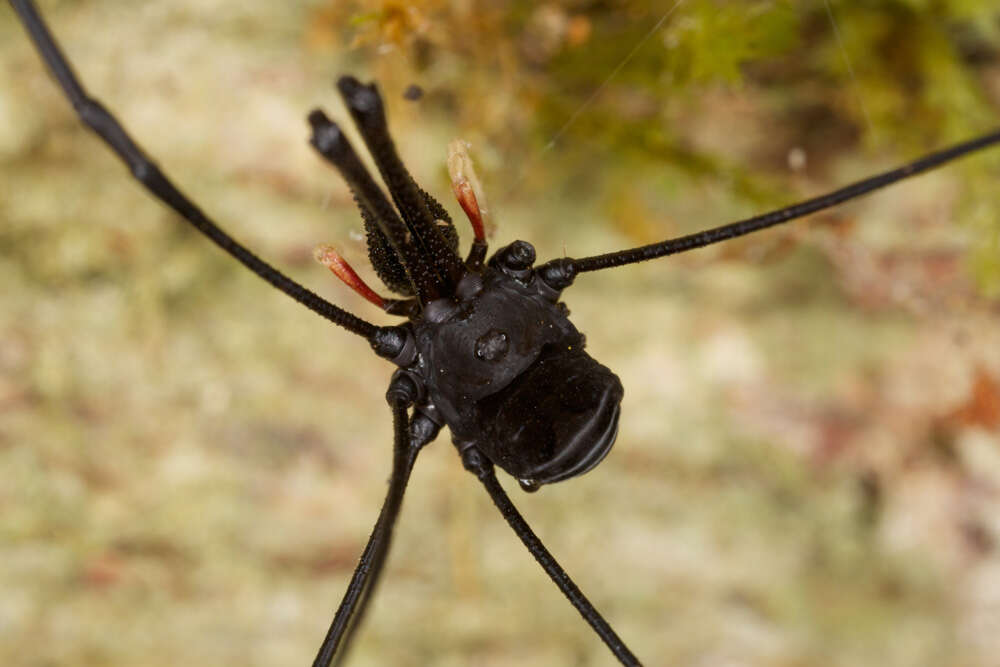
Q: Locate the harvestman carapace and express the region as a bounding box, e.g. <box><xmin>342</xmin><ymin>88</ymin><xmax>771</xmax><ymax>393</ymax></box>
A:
<box><xmin>10</xmin><ymin>0</ymin><xmax>1000</xmax><ymax>664</ymax></box>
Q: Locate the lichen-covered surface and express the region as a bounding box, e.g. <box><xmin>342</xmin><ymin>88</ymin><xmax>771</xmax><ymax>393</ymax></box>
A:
<box><xmin>2</xmin><ymin>2</ymin><xmax>1000</xmax><ymax>665</ymax></box>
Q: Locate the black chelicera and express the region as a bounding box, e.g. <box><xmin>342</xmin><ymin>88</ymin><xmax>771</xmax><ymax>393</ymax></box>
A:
<box><xmin>10</xmin><ymin>1</ymin><xmax>1000</xmax><ymax>665</ymax></box>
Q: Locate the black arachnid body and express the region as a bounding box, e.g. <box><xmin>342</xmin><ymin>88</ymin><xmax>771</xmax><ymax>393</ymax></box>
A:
<box><xmin>7</xmin><ymin>1</ymin><xmax>1000</xmax><ymax>665</ymax></box>
<box><xmin>308</xmin><ymin>79</ymin><xmax>624</xmax><ymax>491</ymax></box>
<box><xmin>402</xmin><ymin>262</ymin><xmax>623</xmax><ymax>488</ymax></box>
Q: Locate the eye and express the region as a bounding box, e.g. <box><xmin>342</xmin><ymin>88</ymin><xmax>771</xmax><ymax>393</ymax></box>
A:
<box><xmin>475</xmin><ymin>329</ymin><xmax>510</xmax><ymax>362</ymax></box>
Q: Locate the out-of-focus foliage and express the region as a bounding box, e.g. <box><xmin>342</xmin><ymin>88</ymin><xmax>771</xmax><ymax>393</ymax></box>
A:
<box><xmin>314</xmin><ymin>0</ymin><xmax>1000</xmax><ymax>289</ymax></box>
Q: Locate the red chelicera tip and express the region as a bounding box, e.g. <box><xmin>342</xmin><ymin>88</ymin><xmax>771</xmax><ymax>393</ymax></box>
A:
<box><xmin>447</xmin><ymin>139</ymin><xmax>488</xmax><ymax>243</ymax></box>
<box><xmin>452</xmin><ymin>181</ymin><xmax>487</xmax><ymax>243</ymax></box>
<box><xmin>314</xmin><ymin>244</ymin><xmax>387</xmax><ymax>310</ymax></box>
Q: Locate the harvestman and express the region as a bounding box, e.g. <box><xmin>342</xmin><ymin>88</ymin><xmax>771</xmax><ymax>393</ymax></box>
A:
<box><xmin>10</xmin><ymin>0</ymin><xmax>1000</xmax><ymax>664</ymax></box>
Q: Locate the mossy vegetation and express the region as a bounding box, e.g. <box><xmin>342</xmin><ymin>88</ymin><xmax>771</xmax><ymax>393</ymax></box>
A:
<box><xmin>1</xmin><ymin>1</ymin><xmax>999</xmax><ymax>665</ymax></box>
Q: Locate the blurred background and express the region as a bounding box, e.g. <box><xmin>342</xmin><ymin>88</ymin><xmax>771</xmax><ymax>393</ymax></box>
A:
<box><xmin>2</xmin><ymin>1</ymin><xmax>1000</xmax><ymax>665</ymax></box>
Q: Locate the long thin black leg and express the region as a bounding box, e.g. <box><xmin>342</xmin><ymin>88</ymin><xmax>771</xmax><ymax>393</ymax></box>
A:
<box><xmin>312</xmin><ymin>381</ymin><xmax>436</xmax><ymax>667</ymax></box>
<box><xmin>312</xmin><ymin>399</ymin><xmax>413</xmax><ymax>666</ymax></box>
<box><xmin>10</xmin><ymin>0</ymin><xmax>377</xmax><ymax>339</ymax></box>
<box><xmin>563</xmin><ymin>129</ymin><xmax>1000</xmax><ymax>275</ymax></box>
<box><xmin>330</xmin><ymin>413</ymin><xmax>440</xmax><ymax>667</ymax></box>
<box><xmin>461</xmin><ymin>447</ymin><xmax>641</xmax><ymax>666</ymax></box>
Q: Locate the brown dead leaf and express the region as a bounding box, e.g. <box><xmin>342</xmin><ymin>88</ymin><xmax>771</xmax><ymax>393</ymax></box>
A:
<box><xmin>948</xmin><ymin>369</ymin><xmax>1000</xmax><ymax>430</ymax></box>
